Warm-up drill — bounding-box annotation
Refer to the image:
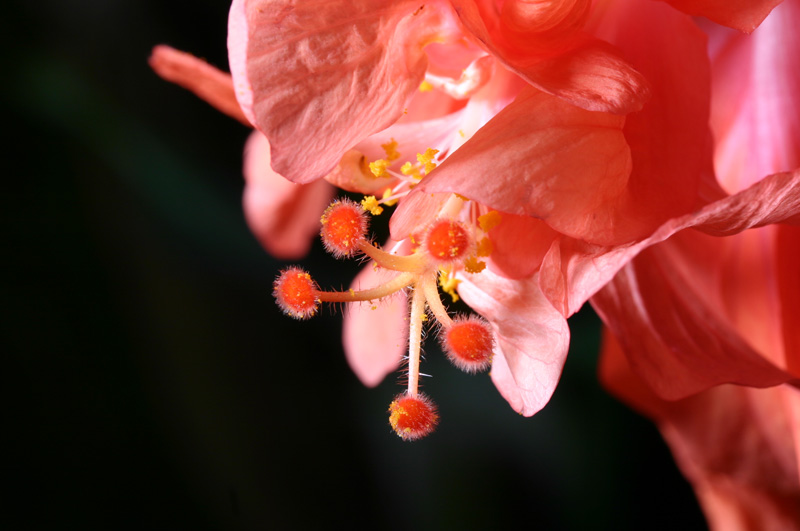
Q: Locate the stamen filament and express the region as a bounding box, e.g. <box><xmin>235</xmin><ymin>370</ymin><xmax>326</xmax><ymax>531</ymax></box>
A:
<box><xmin>316</xmin><ymin>271</ymin><xmax>416</xmax><ymax>303</ymax></box>
<box><xmin>358</xmin><ymin>240</ymin><xmax>428</xmax><ymax>272</ymax></box>
<box><xmin>407</xmin><ymin>284</ymin><xmax>426</xmax><ymax>397</ymax></box>
<box><xmin>421</xmin><ymin>274</ymin><xmax>453</xmax><ymax>328</ymax></box>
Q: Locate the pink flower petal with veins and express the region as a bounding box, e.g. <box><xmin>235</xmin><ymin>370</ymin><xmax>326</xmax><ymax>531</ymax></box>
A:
<box><xmin>228</xmin><ymin>0</ymin><xmax>459</xmax><ymax>184</ymax></box>
<box><xmin>458</xmin><ymin>269</ymin><xmax>570</xmax><ymax>417</ymax></box>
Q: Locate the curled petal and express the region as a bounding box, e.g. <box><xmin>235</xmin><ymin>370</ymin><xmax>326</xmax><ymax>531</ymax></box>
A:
<box><xmin>242</xmin><ymin>132</ymin><xmax>334</xmax><ymax>259</ymax></box>
<box><xmin>458</xmin><ymin>270</ymin><xmax>569</xmax><ymax>416</ymax></box>
<box><xmin>450</xmin><ymin>0</ymin><xmax>650</xmax><ymax>113</ymax></box>
<box><xmin>229</xmin><ymin>0</ymin><xmax>458</xmax><ymax>183</ymax></box>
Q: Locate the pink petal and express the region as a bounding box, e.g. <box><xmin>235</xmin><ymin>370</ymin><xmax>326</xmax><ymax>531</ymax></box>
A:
<box><xmin>395</xmin><ymin>85</ymin><xmax>633</xmax><ymax>243</ymax></box>
<box><xmin>149</xmin><ymin>45</ymin><xmax>250</xmax><ymax>126</ymax></box>
<box><xmin>777</xmin><ymin>225</ymin><xmax>800</xmax><ymax>376</ymax></box>
<box><xmin>450</xmin><ymin>0</ymin><xmax>650</xmax><ymax>113</ymax></box>
<box><xmin>242</xmin><ymin>132</ymin><xmax>334</xmax><ymax>259</ymax></box>
<box><xmin>660</xmin><ymin>0</ymin><xmax>783</xmax><ymax>33</ymax></box>
<box><xmin>600</xmin><ymin>335</ymin><xmax>800</xmax><ymax>529</ymax></box>
<box><xmin>341</xmin><ymin>263</ymin><xmax>408</xmax><ymax>388</ymax></box>
<box><xmin>591</xmin><ymin>239</ymin><xmax>792</xmax><ymax>401</ymax></box>
<box><xmin>486</xmin><ymin>213</ymin><xmax>558</xmax><ymax>280</ymax></box>
<box><xmin>709</xmin><ymin>0</ymin><xmax>800</xmax><ymax>193</ymax></box>
<box><xmin>228</xmin><ymin>0</ymin><xmax>459</xmax><ymax>183</ymax></box>
<box><xmin>458</xmin><ymin>270</ymin><xmax>570</xmax><ymax>416</ymax></box>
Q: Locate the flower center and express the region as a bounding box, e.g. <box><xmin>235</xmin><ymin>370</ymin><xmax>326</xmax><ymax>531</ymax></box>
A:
<box><xmin>273</xmin><ymin>157</ymin><xmax>501</xmax><ymax>439</ymax></box>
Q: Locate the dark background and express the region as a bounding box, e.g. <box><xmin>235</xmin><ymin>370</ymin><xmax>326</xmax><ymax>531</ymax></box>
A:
<box><xmin>6</xmin><ymin>1</ymin><xmax>707</xmax><ymax>529</ymax></box>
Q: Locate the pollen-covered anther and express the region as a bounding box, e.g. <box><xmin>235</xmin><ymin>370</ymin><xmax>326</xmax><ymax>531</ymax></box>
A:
<box><xmin>423</xmin><ymin>219</ymin><xmax>473</xmax><ymax>265</ymax></box>
<box><xmin>441</xmin><ymin>315</ymin><xmax>494</xmax><ymax>373</ymax></box>
<box><xmin>320</xmin><ymin>199</ymin><xmax>369</xmax><ymax>258</ymax></box>
<box><xmin>273</xmin><ymin>267</ymin><xmax>320</xmax><ymax>319</ymax></box>
<box><xmin>388</xmin><ymin>392</ymin><xmax>439</xmax><ymax>441</ymax></box>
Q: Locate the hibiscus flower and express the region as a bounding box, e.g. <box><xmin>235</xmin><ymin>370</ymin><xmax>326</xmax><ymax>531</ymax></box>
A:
<box><xmin>154</xmin><ymin>0</ymin><xmax>800</xmax><ymax>439</ymax></box>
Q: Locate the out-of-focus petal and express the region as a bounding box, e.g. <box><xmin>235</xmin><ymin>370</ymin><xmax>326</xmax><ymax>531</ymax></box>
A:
<box><xmin>450</xmin><ymin>0</ymin><xmax>650</xmax><ymax>113</ymax></box>
<box><xmin>458</xmin><ymin>270</ymin><xmax>569</xmax><ymax>416</ymax></box>
<box><xmin>600</xmin><ymin>332</ymin><xmax>800</xmax><ymax>530</ymax></box>
<box><xmin>149</xmin><ymin>45</ymin><xmax>250</xmax><ymax>126</ymax></box>
<box><xmin>709</xmin><ymin>0</ymin><xmax>800</xmax><ymax>194</ymax></box>
<box><xmin>659</xmin><ymin>0</ymin><xmax>783</xmax><ymax>33</ymax></box>
<box><xmin>228</xmin><ymin>0</ymin><xmax>459</xmax><ymax>183</ymax></box>
<box><xmin>778</xmin><ymin>225</ymin><xmax>800</xmax><ymax>375</ymax></box>
<box><xmin>242</xmin><ymin>132</ymin><xmax>334</xmax><ymax>259</ymax></box>
<box><xmin>342</xmin><ymin>263</ymin><xmax>408</xmax><ymax>387</ymax></box>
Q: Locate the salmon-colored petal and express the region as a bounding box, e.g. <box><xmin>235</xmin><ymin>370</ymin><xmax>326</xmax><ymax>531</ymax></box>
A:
<box><xmin>458</xmin><ymin>270</ymin><xmax>570</xmax><ymax>416</ymax></box>
<box><xmin>778</xmin><ymin>225</ymin><xmax>800</xmax><ymax>376</ymax></box>
<box><xmin>396</xmin><ymin>86</ymin><xmax>632</xmax><ymax>243</ymax></box>
<box><xmin>228</xmin><ymin>0</ymin><xmax>458</xmax><ymax>183</ymax></box>
<box><xmin>242</xmin><ymin>132</ymin><xmax>334</xmax><ymax>259</ymax></box>
<box><xmin>450</xmin><ymin>0</ymin><xmax>650</xmax><ymax>113</ymax></box>
<box><xmin>591</xmin><ymin>242</ymin><xmax>792</xmax><ymax>401</ymax></box>
<box><xmin>600</xmin><ymin>332</ymin><xmax>800</xmax><ymax>529</ymax></box>
<box><xmin>709</xmin><ymin>0</ymin><xmax>800</xmax><ymax>194</ymax></box>
<box><xmin>149</xmin><ymin>45</ymin><xmax>250</xmax><ymax>126</ymax></box>
<box><xmin>661</xmin><ymin>0</ymin><xmax>783</xmax><ymax>33</ymax></box>
<box><xmin>342</xmin><ymin>263</ymin><xmax>408</xmax><ymax>387</ymax></box>
<box><xmin>486</xmin><ymin>213</ymin><xmax>558</xmax><ymax>279</ymax></box>
<box><xmin>541</xmin><ymin>169</ymin><xmax>800</xmax><ymax>317</ymax></box>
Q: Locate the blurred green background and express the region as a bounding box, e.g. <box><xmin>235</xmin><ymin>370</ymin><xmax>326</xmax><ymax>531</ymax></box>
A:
<box><xmin>6</xmin><ymin>1</ymin><xmax>707</xmax><ymax>529</ymax></box>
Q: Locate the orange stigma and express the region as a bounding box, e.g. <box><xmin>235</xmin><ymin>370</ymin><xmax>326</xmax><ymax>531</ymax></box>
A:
<box><xmin>320</xmin><ymin>199</ymin><xmax>369</xmax><ymax>258</ymax></box>
<box><xmin>423</xmin><ymin>219</ymin><xmax>473</xmax><ymax>264</ymax></box>
<box><xmin>273</xmin><ymin>267</ymin><xmax>319</xmax><ymax>319</ymax></box>
<box><xmin>388</xmin><ymin>392</ymin><xmax>439</xmax><ymax>441</ymax></box>
<box><xmin>441</xmin><ymin>315</ymin><xmax>494</xmax><ymax>373</ymax></box>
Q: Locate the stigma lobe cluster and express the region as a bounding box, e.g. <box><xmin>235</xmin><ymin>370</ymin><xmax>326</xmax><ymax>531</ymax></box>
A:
<box><xmin>273</xmin><ymin>198</ymin><xmax>495</xmax><ymax>440</ymax></box>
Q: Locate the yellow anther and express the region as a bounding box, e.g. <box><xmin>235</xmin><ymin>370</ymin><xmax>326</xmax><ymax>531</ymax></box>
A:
<box><xmin>458</xmin><ymin>129</ymin><xmax>465</xmax><ymax>138</ymax></box>
<box><xmin>478</xmin><ymin>210</ymin><xmax>502</xmax><ymax>232</ymax></box>
<box><xmin>477</xmin><ymin>237</ymin><xmax>493</xmax><ymax>257</ymax></box>
<box><xmin>401</xmin><ymin>161</ymin><xmax>421</xmax><ymax>180</ymax></box>
<box><xmin>421</xmin><ymin>313</ymin><xmax>428</xmax><ymax>322</ymax></box>
<box><xmin>361</xmin><ymin>196</ymin><xmax>384</xmax><ymax>215</ymax></box>
<box><xmin>382</xmin><ymin>188</ymin><xmax>398</xmax><ymax>207</ymax></box>
<box><xmin>419</xmin><ymin>80</ymin><xmax>434</xmax><ymax>92</ymax></box>
<box><xmin>381</xmin><ymin>139</ymin><xmax>401</xmax><ymax>162</ymax></box>
<box><xmin>464</xmin><ymin>256</ymin><xmax>486</xmax><ymax>274</ymax></box>
<box><xmin>417</xmin><ymin>148</ymin><xmax>440</xmax><ymax>174</ymax></box>
<box><xmin>369</xmin><ymin>159</ymin><xmax>390</xmax><ymax>178</ymax></box>
<box><xmin>438</xmin><ymin>270</ymin><xmax>461</xmax><ymax>303</ymax></box>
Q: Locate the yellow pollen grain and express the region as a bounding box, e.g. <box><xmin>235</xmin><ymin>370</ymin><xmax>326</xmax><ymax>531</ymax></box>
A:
<box><xmin>419</xmin><ymin>80</ymin><xmax>433</xmax><ymax>92</ymax></box>
<box><xmin>381</xmin><ymin>138</ymin><xmax>401</xmax><ymax>162</ymax></box>
<box><xmin>361</xmin><ymin>196</ymin><xmax>384</xmax><ymax>215</ymax></box>
<box><xmin>478</xmin><ymin>210</ymin><xmax>502</xmax><ymax>232</ymax></box>
<box><xmin>464</xmin><ymin>256</ymin><xmax>486</xmax><ymax>274</ymax></box>
<box><xmin>417</xmin><ymin>148</ymin><xmax>439</xmax><ymax>174</ymax></box>
<box><xmin>438</xmin><ymin>271</ymin><xmax>461</xmax><ymax>303</ymax></box>
<box><xmin>477</xmin><ymin>237</ymin><xmax>493</xmax><ymax>257</ymax></box>
<box><xmin>369</xmin><ymin>159</ymin><xmax>390</xmax><ymax>178</ymax></box>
